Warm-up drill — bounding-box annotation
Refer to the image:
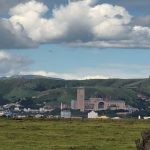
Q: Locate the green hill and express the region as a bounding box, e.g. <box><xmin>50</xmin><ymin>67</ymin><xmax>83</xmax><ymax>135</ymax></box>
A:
<box><xmin>0</xmin><ymin>76</ymin><xmax>150</xmax><ymax>113</ymax></box>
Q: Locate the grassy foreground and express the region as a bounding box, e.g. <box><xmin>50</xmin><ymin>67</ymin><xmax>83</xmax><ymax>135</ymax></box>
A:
<box><xmin>0</xmin><ymin>118</ymin><xmax>149</xmax><ymax>150</ymax></box>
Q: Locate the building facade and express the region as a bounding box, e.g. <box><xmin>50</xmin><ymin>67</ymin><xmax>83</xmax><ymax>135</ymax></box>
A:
<box><xmin>88</xmin><ymin>111</ymin><xmax>98</xmax><ymax>118</ymax></box>
<box><xmin>61</xmin><ymin>110</ymin><xmax>71</xmax><ymax>118</ymax></box>
<box><xmin>71</xmin><ymin>87</ymin><xmax>126</xmax><ymax>112</ymax></box>
<box><xmin>76</xmin><ymin>87</ymin><xmax>85</xmax><ymax>112</ymax></box>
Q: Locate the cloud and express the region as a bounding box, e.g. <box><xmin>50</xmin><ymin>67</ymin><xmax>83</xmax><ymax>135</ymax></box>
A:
<box><xmin>0</xmin><ymin>0</ymin><xmax>68</xmax><ymax>16</ymax></box>
<box><xmin>1</xmin><ymin>54</ymin><xmax>150</xmax><ymax>79</ymax></box>
<box><xmin>19</xmin><ymin>70</ymin><xmax>109</xmax><ymax>80</ymax></box>
<box><xmin>0</xmin><ymin>19</ymin><xmax>36</xmax><ymax>49</ymax></box>
<box><xmin>19</xmin><ymin>63</ymin><xmax>150</xmax><ymax>80</ymax></box>
<box><xmin>0</xmin><ymin>51</ymin><xmax>32</xmax><ymax>76</ymax></box>
<box><xmin>97</xmin><ymin>0</ymin><xmax>150</xmax><ymax>16</ymax></box>
<box><xmin>132</xmin><ymin>16</ymin><xmax>150</xmax><ymax>27</ymax></box>
<box><xmin>0</xmin><ymin>0</ymin><xmax>43</xmax><ymax>16</ymax></box>
<box><xmin>0</xmin><ymin>0</ymin><xmax>150</xmax><ymax>48</ymax></box>
<box><xmin>9</xmin><ymin>1</ymin><xmax>132</xmax><ymax>42</ymax></box>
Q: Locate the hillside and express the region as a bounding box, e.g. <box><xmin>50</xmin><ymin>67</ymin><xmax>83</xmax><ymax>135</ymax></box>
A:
<box><xmin>0</xmin><ymin>76</ymin><xmax>150</xmax><ymax>113</ymax></box>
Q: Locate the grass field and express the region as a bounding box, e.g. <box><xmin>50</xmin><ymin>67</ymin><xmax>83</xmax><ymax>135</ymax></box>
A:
<box><xmin>0</xmin><ymin>118</ymin><xmax>149</xmax><ymax>150</ymax></box>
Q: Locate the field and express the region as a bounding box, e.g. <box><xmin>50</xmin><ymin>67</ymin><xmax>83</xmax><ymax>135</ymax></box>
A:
<box><xmin>0</xmin><ymin>118</ymin><xmax>149</xmax><ymax>150</ymax></box>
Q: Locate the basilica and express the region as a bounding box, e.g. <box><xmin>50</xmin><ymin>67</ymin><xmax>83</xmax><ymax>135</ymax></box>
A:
<box><xmin>71</xmin><ymin>87</ymin><xmax>126</xmax><ymax>112</ymax></box>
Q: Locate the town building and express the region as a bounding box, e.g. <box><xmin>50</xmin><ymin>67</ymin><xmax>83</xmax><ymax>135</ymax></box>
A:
<box><xmin>71</xmin><ymin>87</ymin><xmax>126</xmax><ymax>112</ymax></box>
<box><xmin>60</xmin><ymin>102</ymin><xmax>71</xmax><ymax>118</ymax></box>
<box><xmin>61</xmin><ymin>110</ymin><xmax>71</xmax><ymax>118</ymax></box>
<box><xmin>0</xmin><ymin>111</ymin><xmax>4</xmax><ymax>116</ymax></box>
<box><xmin>88</xmin><ymin>111</ymin><xmax>98</xmax><ymax>118</ymax></box>
<box><xmin>98</xmin><ymin>116</ymin><xmax>109</xmax><ymax>119</ymax></box>
<box><xmin>143</xmin><ymin>116</ymin><xmax>150</xmax><ymax>120</ymax></box>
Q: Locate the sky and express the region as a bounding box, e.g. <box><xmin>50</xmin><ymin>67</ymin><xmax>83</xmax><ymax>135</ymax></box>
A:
<box><xmin>0</xmin><ymin>0</ymin><xmax>150</xmax><ymax>79</ymax></box>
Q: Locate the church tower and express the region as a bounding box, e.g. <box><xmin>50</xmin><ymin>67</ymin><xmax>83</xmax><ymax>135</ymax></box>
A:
<box><xmin>77</xmin><ymin>87</ymin><xmax>85</xmax><ymax>112</ymax></box>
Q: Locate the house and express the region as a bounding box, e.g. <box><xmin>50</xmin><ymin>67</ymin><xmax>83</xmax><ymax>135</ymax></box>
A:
<box><xmin>143</xmin><ymin>117</ymin><xmax>150</xmax><ymax>120</ymax></box>
<box><xmin>112</xmin><ymin>117</ymin><xmax>121</xmax><ymax>120</ymax></box>
<box><xmin>98</xmin><ymin>115</ymin><xmax>109</xmax><ymax>119</ymax></box>
<box><xmin>88</xmin><ymin>111</ymin><xmax>98</xmax><ymax>118</ymax></box>
<box><xmin>61</xmin><ymin>110</ymin><xmax>71</xmax><ymax>118</ymax></box>
<box><xmin>0</xmin><ymin>111</ymin><xmax>4</xmax><ymax>116</ymax></box>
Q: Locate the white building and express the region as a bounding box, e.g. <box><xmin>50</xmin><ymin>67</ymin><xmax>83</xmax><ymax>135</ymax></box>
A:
<box><xmin>112</xmin><ymin>117</ymin><xmax>121</xmax><ymax>120</ymax></box>
<box><xmin>88</xmin><ymin>111</ymin><xmax>98</xmax><ymax>118</ymax></box>
<box><xmin>138</xmin><ymin>115</ymin><xmax>141</xmax><ymax>119</ymax></box>
<box><xmin>14</xmin><ymin>107</ymin><xmax>20</xmax><ymax>111</ymax></box>
<box><xmin>35</xmin><ymin>114</ymin><xmax>43</xmax><ymax>118</ymax></box>
<box><xmin>98</xmin><ymin>116</ymin><xmax>109</xmax><ymax>119</ymax></box>
<box><xmin>61</xmin><ymin>110</ymin><xmax>71</xmax><ymax>118</ymax></box>
<box><xmin>0</xmin><ymin>111</ymin><xmax>4</xmax><ymax>116</ymax></box>
<box><xmin>16</xmin><ymin>115</ymin><xmax>26</xmax><ymax>119</ymax></box>
<box><xmin>143</xmin><ymin>116</ymin><xmax>150</xmax><ymax>120</ymax></box>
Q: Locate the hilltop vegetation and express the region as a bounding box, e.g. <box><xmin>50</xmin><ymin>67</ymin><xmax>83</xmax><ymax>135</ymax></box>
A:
<box><xmin>0</xmin><ymin>76</ymin><xmax>150</xmax><ymax>113</ymax></box>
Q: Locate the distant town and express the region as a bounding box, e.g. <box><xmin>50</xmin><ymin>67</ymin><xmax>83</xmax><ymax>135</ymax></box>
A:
<box><xmin>0</xmin><ymin>87</ymin><xmax>149</xmax><ymax>120</ymax></box>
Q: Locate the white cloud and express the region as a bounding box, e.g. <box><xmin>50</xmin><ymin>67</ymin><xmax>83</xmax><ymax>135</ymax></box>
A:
<box><xmin>19</xmin><ymin>70</ymin><xmax>108</xmax><ymax>80</ymax></box>
<box><xmin>89</xmin><ymin>4</ymin><xmax>131</xmax><ymax>40</ymax></box>
<box><xmin>0</xmin><ymin>0</ymin><xmax>150</xmax><ymax>48</ymax></box>
<box><xmin>9</xmin><ymin>0</ymin><xmax>66</xmax><ymax>42</ymax></box>
<box><xmin>0</xmin><ymin>51</ymin><xmax>32</xmax><ymax>76</ymax></box>
<box><xmin>19</xmin><ymin>63</ymin><xmax>150</xmax><ymax>80</ymax></box>
<box><xmin>0</xmin><ymin>51</ymin><xmax>11</xmax><ymax>60</ymax></box>
<box><xmin>132</xmin><ymin>15</ymin><xmax>150</xmax><ymax>27</ymax></box>
<box><xmin>9</xmin><ymin>1</ymin><xmax>132</xmax><ymax>43</ymax></box>
<box><xmin>1</xmin><ymin>56</ymin><xmax>150</xmax><ymax>79</ymax></box>
<box><xmin>0</xmin><ymin>19</ymin><xmax>36</xmax><ymax>49</ymax></box>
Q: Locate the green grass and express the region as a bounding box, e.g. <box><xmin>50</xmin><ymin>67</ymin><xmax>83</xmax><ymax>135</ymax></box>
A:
<box><xmin>0</xmin><ymin>118</ymin><xmax>149</xmax><ymax>150</ymax></box>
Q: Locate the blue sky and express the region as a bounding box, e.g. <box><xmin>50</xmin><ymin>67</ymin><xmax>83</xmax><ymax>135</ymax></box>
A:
<box><xmin>0</xmin><ymin>0</ymin><xmax>150</xmax><ymax>79</ymax></box>
<box><xmin>11</xmin><ymin>44</ymin><xmax>150</xmax><ymax>79</ymax></box>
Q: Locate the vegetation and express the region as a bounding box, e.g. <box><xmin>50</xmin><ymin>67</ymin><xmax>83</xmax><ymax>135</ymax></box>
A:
<box><xmin>0</xmin><ymin>118</ymin><xmax>149</xmax><ymax>150</ymax></box>
<box><xmin>0</xmin><ymin>76</ymin><xmax>150</xmax><ymax>114</ymax></box>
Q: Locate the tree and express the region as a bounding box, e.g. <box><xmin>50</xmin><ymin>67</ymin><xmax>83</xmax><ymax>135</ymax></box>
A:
<box><xmin>0</xmin><ymin>95</ymin><xmax>9</xmax><ymax>106</ymax></box>
<box><xmin>20</xmin><ymin>97</ymin><xmax>37</xmax><ymax>109</ymax></box>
